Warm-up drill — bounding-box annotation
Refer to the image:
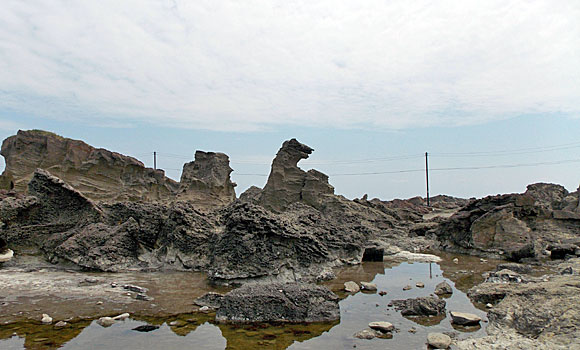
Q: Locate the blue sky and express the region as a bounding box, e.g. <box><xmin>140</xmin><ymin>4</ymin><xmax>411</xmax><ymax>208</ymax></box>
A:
<box><xmin>1</xmin><ymin>1</ymin><xmax>579</xmax><ymax>200</ymax></box>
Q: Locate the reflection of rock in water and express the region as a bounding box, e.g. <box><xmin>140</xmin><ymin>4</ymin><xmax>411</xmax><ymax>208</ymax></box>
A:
<box><xmin>435</xmin><ymin>252</ymin><xmax>505</xmax><ymax>293</ymax></box>
<box><xmin>322</xmin><ymin>262</ymin><xmax>386</xmax><ymax>292</ymax></box>
<box><xmin>218</xmin><ymin>321</ymin><xmax>339</xmax><ymax>350</ymax></box>
<box><xmin>0</xmin><ymin>319</ymin><xmax>91</xmax><ymax>350</ymax></box>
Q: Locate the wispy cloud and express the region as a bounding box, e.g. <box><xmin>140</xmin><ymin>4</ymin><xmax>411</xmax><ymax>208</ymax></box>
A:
<box><xmin>0</xmin><ymin>0</ymin><xmax>579</xmax><ymax>131</ymax></box>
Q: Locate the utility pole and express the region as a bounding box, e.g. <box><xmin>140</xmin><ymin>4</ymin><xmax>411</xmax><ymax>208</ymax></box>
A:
<box><xmin>153</xmin><ymin>151</ymin><xmax>157</xmax><ymax>170</ymax></box>
<box><xmin>425</xmin><ymin>152</ymin><xmax>430</xmax><ymax>206</ymax></box>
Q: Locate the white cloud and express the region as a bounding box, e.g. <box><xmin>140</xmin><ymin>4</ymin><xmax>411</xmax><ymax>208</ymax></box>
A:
<box><xmin>0</xmin><ymin>0</ymin><xmax>579</xmax><ymax>131</ymax></box>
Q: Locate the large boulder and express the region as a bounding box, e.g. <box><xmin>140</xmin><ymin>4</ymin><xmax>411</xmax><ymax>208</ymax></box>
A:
<box><xmin>177</xmin><ymin>151</ymin><xmax>237</xmax><ymax>209</ymax></box>
<box><xmin>215</xmin><ymin>282</ymin><xmax>340</xmax><ymax>323</ymax></box>
<box><xmin>259</xmin><ymin>139</ymin><xmax>334</xmax><ymax>211</ymax></box>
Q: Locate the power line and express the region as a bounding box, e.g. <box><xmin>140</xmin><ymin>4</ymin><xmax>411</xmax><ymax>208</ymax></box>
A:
<box><xmin>431</xmin><ymin>141</ymin><xmax>580</xmax><ymax>157</ymax></box>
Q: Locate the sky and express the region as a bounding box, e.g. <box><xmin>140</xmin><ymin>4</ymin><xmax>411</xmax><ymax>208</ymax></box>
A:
<box><xmin>0</xmin><ymin>0</ymin><xmax>579</xmax><ymax>200</ymax></box>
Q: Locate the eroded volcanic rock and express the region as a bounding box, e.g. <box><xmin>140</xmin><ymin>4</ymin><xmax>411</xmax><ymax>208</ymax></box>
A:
<box><xmin>177</xmin><ymin>151</ymin><xmax>237</xmax><ymax>209</ymax></box>
<box><xmin>215</xmin><ymin>282</ymin><xmax>340</xmax><ymax>323</ymax></box>
<box><xmin>0</xmin><ymin>130</ymin><xmax>179</xmax><ymax>202</ymax></box>
<box><xmin>0</xmin><ymin>130</ymin><xmax>239</xmax><ymax>209</ymax></box>
<box><xmin>436</xmin><ymin>183</ymin><xmax>580</xmax><ymax>261</ymax></box>
<box><xmin>259</xmin><ymin>138</ymin><xmax>334</xmax><ymax>212</ymax></box>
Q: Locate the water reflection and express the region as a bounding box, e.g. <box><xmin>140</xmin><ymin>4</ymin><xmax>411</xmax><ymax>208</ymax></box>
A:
<box><xmin>0</xmin><ymin>255</ymin><xmax>500</xmax><ymax>350</ymax></box>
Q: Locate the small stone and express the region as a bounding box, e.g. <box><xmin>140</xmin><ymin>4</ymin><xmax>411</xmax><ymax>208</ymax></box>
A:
<box><xmin>453</xmin><ymin>258</ymin><xmax>459</xmax><ymax>264</ymax></box>
<box><xmin>434</xmin><ymin>281</ymin><xmax>453</xmax><ymax>295</ymax></box>
<box><xmin>136</xmin><ymin>294</ymin><xmax>152</xmax><ymax>301</ymax></box>
<box><xmin>199</xmin><ymin>306</ymin><xmax>210</xmax><ymax>312</ymax></box>
<box><xmin>560</xmin><ymin>267</ymin><xmax>573</xmax><ymax>275</ymax></box>
<box><xmin>368</xmin><ymin>321</ymin><xmax>394</xmax><ymax>332</ymax></box>
<box><xmin>84</xmin><ymin>277</ymin><xmax>98</xmax><ymax>284</ymax></box>
<box><xmin>416</xmin><ymin>282</ymin><xmax>425</xmax><ymax>288</ymax></box>
<box><xmin>353</xmin><ymin>329</ymin><xmax>381</xmax><ymax>339</ymax></box>
<box><xmin>379</xmin><ymin>291</ymin><xmax>388</xmax><ymax>296</ymax></box>
<box><xmin>450</xmin><ymin>311</ymin><xmax>481</xmax><ymax>325</ymax></box>
<box><xmin>486</xmin><ymin>303</ymin><xmax>493</xmax><ymax>308</ymax></box>
<box><xmin>344</xmin><ymin>281</ymin><xmax>360</xmax><ymax>293</ymax></box>
<box><xmin>96</xmin><ymin>301</ymin><xmax>103</xmax><ymax>305</ymax></box>
<box><xmin>408</xmin><ymin>327</ymin><xmax>417</xmax><ymax>334</ymax></box>
<box><xmin>360</xmin><ymin>282</ymin><xmax>377</xmax><ymax>291</ymax></box>
<box><xmin>110</xmin><ymin>282</ymin><xmax>118</xmax><ymax>288</ymax></box>
<box><xmin>113</xmin><ymin>313</ymin><xmax>130</xmax><ymax>321</ymax></box>
<box><xmin>41</xmin><ymin>314</ymin><xmax>52</xmax><ymax>324</ymax></box>
<box><xmin>54</xmin><ymin>321</ymin><xmax>67</xmax><ymax>328</ymax></box>
<box><xmin>427</xmin><ymin>332</ymin><xmax>452</xmax><ymax>349</ymax></box>
<box><xmin>96</xmin><ymin>317</ymin><xmax>115</xmax><ymax>327</ymax></box>
<box><xmin>123</xmin><ymin>284</ymin><xmax>147</xmax><ymax>293</ymax></box>
<box><xmin>403</xmin><ymin>285</ymin><xmax>412</xmax><ymax>291</ymax></box>
<box><xmin>169</xmin><ymin>320</ymin><xmax>187</xmax><ymax>327</ymax></box>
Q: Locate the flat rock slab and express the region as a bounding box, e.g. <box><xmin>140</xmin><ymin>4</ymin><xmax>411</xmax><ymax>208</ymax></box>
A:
<box><xmin>216</xmin><ymin>282</ymin><xmax>340</xmax><ymax>323</ymax></box>
<box><xmin>368</xmin><ymin>321</ymin><xmax>394</xmax><ymax>332</ymax></box>
<box><xmin>344</xmin><ymin>281</ymin><xmax>360</xmax><ymax>293</ymax></box>
<box><xmin>450</xmin><ymin>311</ymin><xmax>481</xmax><ymax>325</ymax></box>
<box><xmin>427</xmin><ymin>332</ymin><xmax>452</xmax><ymax>349</ymax></box>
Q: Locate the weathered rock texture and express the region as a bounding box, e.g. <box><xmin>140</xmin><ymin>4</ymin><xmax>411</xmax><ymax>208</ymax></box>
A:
<box><xmin>177</xmin><ymin>151</ymin><xmax>236</xmax><ymax>208</ymax></box>
<box><xmin>0</xmin><ymin>130</ymin><xmax>237</xmax><ymax>209</ymax></box>
<box><xmin>258</xmin><ymin>139</ymin><xmax>334</xmax><ymax>212</ymax></box>
<box><xmin>436</xmin><ymin>183</ymin><xmax>580</xmax><ymax>261</ymax></box>
<box><xmin>461</xmin><ymin>259</ymin><xmax>580</xmax><ymax>349</ymax></box>
<box><xmin>215</xmin><ymin>282</ymin><xmax>340</xmax><ymax>323</ymax></box>
<box><xmin>0</xmin><ymin>130</ymin><xmax>179</xmax><ymax>202</ymax></box>
<box><xmin>0</xmin><ymin>166</ymin><xmax>428</xmax><ymax>282</ymax></box>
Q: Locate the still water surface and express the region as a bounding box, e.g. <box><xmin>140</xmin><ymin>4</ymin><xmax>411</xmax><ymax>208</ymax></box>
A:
<box><xmin>1</xmin><ymin>255</ymin><xmax>497</xmax><ymax>350</ymax></box>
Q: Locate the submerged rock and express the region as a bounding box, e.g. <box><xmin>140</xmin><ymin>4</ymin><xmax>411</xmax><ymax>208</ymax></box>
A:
<box><xmin>361</xmin><ymin>282</ymin><xmax>377</xmax><ymax>291</ymax></box>
<box><xmin>215</xmin><ymin>282</ymin><xmax>340</xmax><ymax>323</ymax></box>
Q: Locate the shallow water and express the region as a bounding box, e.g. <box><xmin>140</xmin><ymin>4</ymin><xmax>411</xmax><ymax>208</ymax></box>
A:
<box><xmin>0</xmin><ymin>255</ymin><xmax>501</xmax><ymax>350</ymax></box>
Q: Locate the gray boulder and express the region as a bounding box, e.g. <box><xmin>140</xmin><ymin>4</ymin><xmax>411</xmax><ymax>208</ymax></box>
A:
<box><xmin>215</xmin><ymin>282</ymin><xmax>340</xmax><ymax>323</ymax></box>
<box><xmin>392</xmin><ymin>296</ymin><xmax>446</xmax><ymax>316</ymax></box>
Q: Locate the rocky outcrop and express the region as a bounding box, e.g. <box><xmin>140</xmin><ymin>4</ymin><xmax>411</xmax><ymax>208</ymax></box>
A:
<box><xmin>177</xmin><ymin>151</ymin><xmax>236</xmax><ymax>209</ymax></box>
<box><xmin>215</xmin><ymin>282</ymin><xmax>340</xmax><ymax>323</ymax></box>
<box><xmin>0</xmin><ymin>130</ymin><xmax>179</xmax><ymax>202</ymax></box>
<box><xmin>463</xmin><ymin>259</ymin><xmax>580</xmax><ymax>348</ymax></box>
<box><xmin>0</xmin><ymin>130</ymin><xmax>238</xmax><ymax>209</ymax></box>
<box><xmin>435</xmin><ymin>183</ymin><xmax>580</xmax><ymax>261</ymax></box>
<box><xmin>258</xmin><ymin>139</ymin><xmax>334</xmax><ymax>212</ymax></box>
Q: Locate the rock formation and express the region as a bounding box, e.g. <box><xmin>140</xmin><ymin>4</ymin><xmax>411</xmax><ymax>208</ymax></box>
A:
<box><xmin>435</xmin><ymin>183</ymin><xmax>580</xmax><ymax>261</ymax></box>
<box><xmin>215</xmin><ymin>282</ymin><xmax>340</xmax><ymax>323</ymax></box>
<box><xmin>0</xmin><ymin>130</ymin><xmax>179</xmax><ymax>202</ymax></box>
<box><xmin>258</xmin><ymin>138</ymin><xmax>334</xmax><ymax>212</ymax></box>
<box><xmin>0</xmin><ymin>130</ymin><xmax>238</xmax><ymax>209</ymax></box>
<box><xmin>177</xmin><ymin>151</ymin><xmax>236</xmax><ymax>208</ymax></box>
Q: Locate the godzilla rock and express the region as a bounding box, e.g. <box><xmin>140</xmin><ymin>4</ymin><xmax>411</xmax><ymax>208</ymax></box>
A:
<box><xmin>392</xmin><ymin>296</ymin><xmax>446</xmax><ymax>316</ymax></box>
<box><xmin>436</xmin><ymin>184</ymin><xmax>580</xmax><ymax>261</ymax></box>
<box><xmin>0</xmin><ymin>130</ymin><xmax>179</xmax><ymax>201</ymax></box>
<box><xmin>259</xmin><ymin>139</ymin><xmax>334</xmax><ymax>212</ymax></box>
<box><xmin>215</xmin><ymin>282</ymin><xmax>340</xmax><ymax>323</ymax></box>
<box><xmin>177</xmin><ymin>151</ymin><xmax>237</xmax><ymax>209</ymax></box>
